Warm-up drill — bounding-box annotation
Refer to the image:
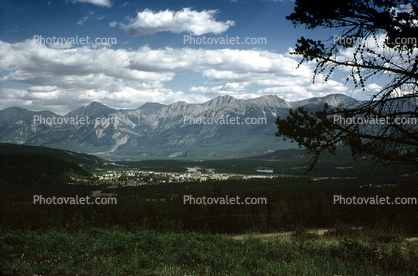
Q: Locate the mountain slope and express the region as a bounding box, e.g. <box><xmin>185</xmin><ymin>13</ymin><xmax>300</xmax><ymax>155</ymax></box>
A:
<box><xmin>0</xmin><ymin>143</ymin><xmax>102</xmax><ymax>167</ymax></box>
<box><xmin>0</xmin><ymin>94</ymin><xmax>354</xmax><ymax>159</ymax></box>
<box><xmin>290</xmin><ymin>94</ymin><xmax>359</xmax><ymax>110</ymax></box>
<box><xmin>0</xmin><ymin>143</ymin><xmax>100</xmax><ymax>201</ymax></box>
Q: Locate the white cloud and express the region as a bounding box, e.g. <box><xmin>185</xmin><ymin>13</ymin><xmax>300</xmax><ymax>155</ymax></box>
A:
<box><xmin>189</xmin><ymin>82</ymin><xmax>248</xmax><ymax>96</ymax></box>
<box><xmin>76</xmin><ymin>16</ymin><xmax>89</xmax><ymax>25</ymax></box>
<box><xmin>254</xmin><ymin>74</ymin><xmax>349</xmax><ymax>102</ymax></box>
<box><xmin>364</xmin><ymin>83</ymin><xmax>382</xmax><ymax>94</ymax></box>
<box><xmin>0</xmin><ymin>39</ymin><xmax>348</xmax><ymax>113</ymax></box>
<box><xmin>256</xmin><ymin>87</ymin><xmax>314</xmax><ymax>102</ymax></box>
<box><xmin>119</xmin><ymin>8</ymin><xmax>234</xmax><ymax>36</ymax></box>
<box><xmin>27</xmin><ymin>86</ymin><xmax>61</xmax><ymax>100</ymax></box>
<box><xmin>71</xmin><ymin>0</ymin><xmax>112</xmax><ymax>7</ymax></box>
<box><xmin>307</xmin><ymin>78</ymin><xmax>347</xmax><ymax>93</ymax></box>
<box><xmin>109</xmin><ymin>21</ymin><xmax>118</xmax><ymax>27</ymax></box>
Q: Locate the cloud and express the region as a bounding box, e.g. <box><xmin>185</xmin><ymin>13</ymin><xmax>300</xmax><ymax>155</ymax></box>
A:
<box><xmin>190</xmin><ymin>82</ymin><xmax>248</xmax><ymax>96</ymax></box>
<box><xmin>70</xmin><ymin>0</ymin><xmax>112</xmax><ymax>7</ymax></box>
<box><xmin>363</xmin><ymin>83</ymin><xmax>382</xmax><ymax>94</ymax></box>
<box><xmin>76</xmin><ymin>16</ymin><xmax>89</xmax><ymax>25</ymax></box>
<box><xmin>306</xmin><ymin>75</ymin><xmax>348</xmax><ymax>94</ymax></box>
<box><xmin>256</xmin><ymin>87</ymin><xmax>314</xmax><ymax>102</ymax></box>
<box><xmin>0</xmin><ymin>40</ymin><xmax>348</xmax><ymax>113</ymax></box>
<box><xmin>119</xmin><ymin>8</ymin><xmax>234</xmax><ymax>36</ymax></box>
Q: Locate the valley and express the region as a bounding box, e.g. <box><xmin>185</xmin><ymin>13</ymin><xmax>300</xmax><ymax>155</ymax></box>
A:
<box><xmin>0</xmin><ymin>142</ymin><xmax>417</xmax><ymax>276</ymax></box>
<box><xmin>0</xmin><ymin>94</ymin><xmax>355</xmax><ymax>159</ymax></box>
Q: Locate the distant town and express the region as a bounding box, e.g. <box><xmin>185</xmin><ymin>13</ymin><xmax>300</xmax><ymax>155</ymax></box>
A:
<box><xmin>82</xmin><ymin>166</ymin><xmax>276</xmax><ymax>189</ymax></box>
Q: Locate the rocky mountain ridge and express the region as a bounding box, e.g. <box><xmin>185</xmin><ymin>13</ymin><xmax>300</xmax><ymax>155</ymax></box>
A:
<box><xmin>0</xmin><ymin>94</ymin><xmax>356</xmax><ymax>159</ymax></box>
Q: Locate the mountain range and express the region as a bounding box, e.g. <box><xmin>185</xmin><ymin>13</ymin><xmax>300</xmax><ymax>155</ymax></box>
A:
<box><xmin>0</xmin><ymin>94</ymin><xmax>356</xmax><ymax>159</ymax></box>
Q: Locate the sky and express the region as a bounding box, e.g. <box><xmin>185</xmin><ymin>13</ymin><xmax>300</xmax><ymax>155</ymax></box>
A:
<box><xmin>0</xmin><ymin>0</ymin><xmax>378</xmax><ymax>114</ymax></box>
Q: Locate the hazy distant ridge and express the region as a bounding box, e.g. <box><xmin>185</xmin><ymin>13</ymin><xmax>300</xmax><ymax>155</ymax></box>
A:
<box><xmin>0</xmin><ymin>94</ymin><xmax>355</xmax><ymax>159</ymax></box>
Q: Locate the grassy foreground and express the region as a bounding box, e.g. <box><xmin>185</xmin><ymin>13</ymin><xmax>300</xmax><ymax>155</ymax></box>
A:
<box><xmin>1</xmin><ymin>227</ymin><xmax>417</xmax><ymax>275</ymax></box>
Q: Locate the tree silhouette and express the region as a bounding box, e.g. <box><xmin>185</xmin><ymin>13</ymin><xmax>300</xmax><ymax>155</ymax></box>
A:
<box><xmin>276</xmin><ymin>0</ymin><xmax>418</xmax><ymax>170</ymax></box>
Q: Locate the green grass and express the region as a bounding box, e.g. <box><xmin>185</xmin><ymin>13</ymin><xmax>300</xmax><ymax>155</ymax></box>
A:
<box><xmin>1</xmin><ymin>228</ymin><xmax>417</xmax><ymax>275</ymax></box>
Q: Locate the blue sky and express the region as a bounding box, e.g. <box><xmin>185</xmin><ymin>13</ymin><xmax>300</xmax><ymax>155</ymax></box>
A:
<box><xmin>0</xmin><ymin>0</ymin><xmax>375</xmax><ymax>114</ymax></box>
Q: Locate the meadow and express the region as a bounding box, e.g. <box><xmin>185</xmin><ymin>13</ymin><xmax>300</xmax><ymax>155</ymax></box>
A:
<box><xmin>1</xmin><ymin>226</ymin><xmax>417</xmax><ymax>275</ymax></box>
<box><xmin>1</xmin><ymin>145</ymin><xmax>417</xmax><ymax>275</ymax></box>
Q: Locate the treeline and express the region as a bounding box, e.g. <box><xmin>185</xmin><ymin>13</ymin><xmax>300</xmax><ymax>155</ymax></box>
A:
<box><xmin>0</xmin><ymin>153</ymin><xmax>94</xmax><ymax>201</ymax></box>
<box><xmin>1</xmin><ymin>180</ymin><xmax>417</xmax><ymax>235</ymax></box>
